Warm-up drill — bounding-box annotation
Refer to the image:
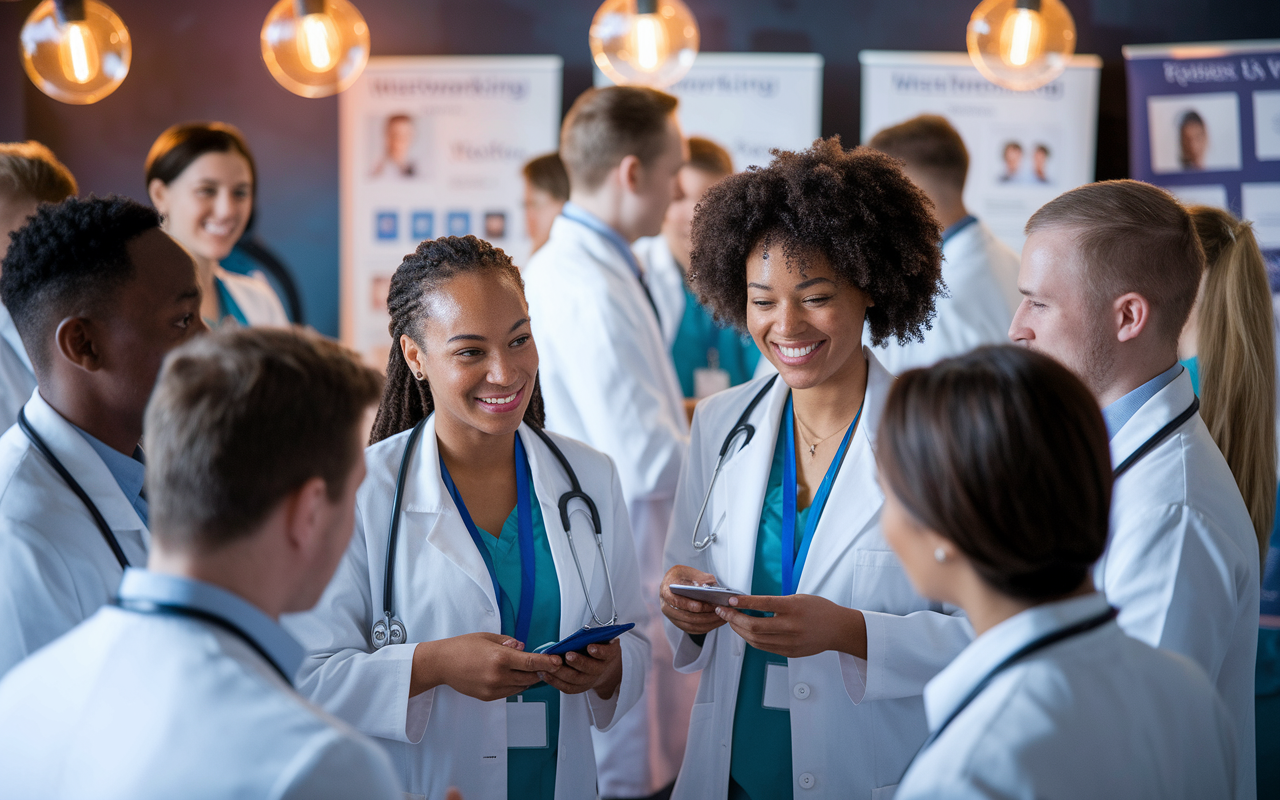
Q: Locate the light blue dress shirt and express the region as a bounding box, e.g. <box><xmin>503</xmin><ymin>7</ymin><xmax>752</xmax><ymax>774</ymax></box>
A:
<box><xmin>73</xmin><ymin>425</ymin><xmax>148</xmax><ymax>527</ymax></box>
<box><xmin>118</xmin><ymin>568</ymin><xmax>304</xmax><ymax>679</ymax></box>
<box><xmin>1101</xmin><ymin>362</ymin><xmax>1183</xmax><ymax>440</ymax></box>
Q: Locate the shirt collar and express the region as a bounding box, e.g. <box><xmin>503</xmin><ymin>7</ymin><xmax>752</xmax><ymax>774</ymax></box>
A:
<box><xmin>1101</xmin><ymin>362</ymin><xmax>1183</xmax><ymax>439</ymax></box>
<box><xmin>118</xmin><ymin>568</ymin><xmax>304</xmax><ymax>679</ymax></box>
<box><xmin>940</xmin><ymin>214</ymin><xmax>978</xmax><ymax>247</ymax></box>
<box><xmin>72</xmin><ymin>425</ymin><xmax>146</xmax><ymax>506</ymax></box>
<box><xmin>923</xmin><ymin>591</ymin><xmax>1112</xmax><ymax>730</ymax></box>
<box><xmin>559</xmin><ymin>201</ymin><xmax>645</xmax><ymax>280</ymax></box>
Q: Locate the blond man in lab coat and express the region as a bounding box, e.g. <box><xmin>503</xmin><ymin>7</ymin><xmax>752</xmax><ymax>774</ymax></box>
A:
<box><xmin>523</xmin><ymin>86</ymin><xmax>693</xmax><ymax>799</ymax></box>
<box><xmin>1010</xmin><ymin>179</ymin><xmax>1259</xmax><ymax>799</ymax></box>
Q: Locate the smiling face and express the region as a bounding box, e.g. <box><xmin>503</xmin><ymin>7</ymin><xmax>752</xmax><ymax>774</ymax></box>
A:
<box><xmin>745</xmin><ymin>239</ymin><xmax>872</xmax><ymax>391</ymax></box>
<box><xmin>149</xmin><ymin>151</ymin><xmax>253</xmax><ymax>267</ymax></box>
<box><xmin>402</xmin><ymin>269</ymin><xmax>538</xmax><ymax>438</ymax></box>
<box><xmin>1008</xmin><ymin>227</ymin><xmax>1113</xmax><ymax>399</ymax></box>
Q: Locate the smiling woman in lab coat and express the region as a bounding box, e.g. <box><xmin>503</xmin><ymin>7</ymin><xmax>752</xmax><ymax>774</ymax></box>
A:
<box><xmin>659</xmin><ymin>138</ymin><xmax>970</xmax><ymax>800</ymax></box>
<box><xmin>882</xmin><ymin>346</ymin><xmax>1237</xmax><ymax>799</ymax></box>
<box><xmin>285</xmin><ymin>235</ymin><xmax>649</xmax><ymax>800</ymax></box>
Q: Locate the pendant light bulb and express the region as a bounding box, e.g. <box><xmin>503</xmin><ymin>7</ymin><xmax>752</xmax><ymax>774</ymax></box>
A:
<box><xmin>261</xmin><ymin>0</ymin><xmax>370</xmax><ymax>98</ymax></box>
<box><xmin>967</xmin><ymin>0</ymin><xmax>1075</xmax><ymax>91</ymax></box>
<box><xmin>20</xmin><ymin>0</ymin><xmax>130</xmax><ymax>104</ymax></box>
<box><xmin>590</xmin><ymin>0</ymin><xmax>699</xmax><ymax>89</ymax></box>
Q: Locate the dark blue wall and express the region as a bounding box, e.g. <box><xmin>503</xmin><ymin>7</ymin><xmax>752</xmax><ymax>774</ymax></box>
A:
<box><xmin>3</xmin><ymin>0</ymin><xmax>1279</xmax><ymax>336</ymax></box>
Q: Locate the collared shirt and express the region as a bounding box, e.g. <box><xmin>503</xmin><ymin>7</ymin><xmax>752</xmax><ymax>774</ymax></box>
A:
<box><xmin>1101</xmin><ymin>362</ymin><xmax>1183</xmax><ymax>439</ymax></box>
<box><xmin>559</xmin><ymin>202</ymin><xmax>661</xmax><ymax>324</ymax></box>
<box><xmin>73</xmin><ymin>425</ymin><xmax>148</xmax><ymax>527</ymax></box>
<box><xmin>940</xmin><ymin>214</ymin><xmax>978</xmax><ymax>247</ymax></box>
<box><xmin>118</xmin><ymin>568</ymin><xmax>304</xmax><ymax>679</ymax></box>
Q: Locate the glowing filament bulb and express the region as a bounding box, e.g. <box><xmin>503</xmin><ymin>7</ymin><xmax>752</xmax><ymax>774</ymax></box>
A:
<box><xmin>300</xmin><ymin>13</ymin><xmax>337</xmax><ymax>72</ymax></box>
<box><xmin>1001</xmin><ymin>8</ymin><xmax>1043</xmax><ymax>68</ymax></box>
<box><xmin>633</xmin><ymin>14</ymin><xmax>664</xmax><ymax>72</ymax></box>
<box><xmin>61</xmin><ymin>22</ymin><xmax>99</xmax><ymax>84</ymax></box>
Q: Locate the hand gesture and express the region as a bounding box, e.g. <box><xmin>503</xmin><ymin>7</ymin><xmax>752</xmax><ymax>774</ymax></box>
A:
<box><xmin>411</xmin><ymin>632</ymin><xmax>563</xmax><ymax>701</ymax></box>
<box><xmin>714</xmin><ymin>594</ymin><xmax>867</xmax><ymax>660</ymax></box>
<box><xmin>540</xmin><ymin>638</ymin><xmax>624</xmax><ymax>699</ymax></box>
<box><xmin>660</xmin><ymin>564</ymin><xmax>729</xmax><ymax>636</ymax></box>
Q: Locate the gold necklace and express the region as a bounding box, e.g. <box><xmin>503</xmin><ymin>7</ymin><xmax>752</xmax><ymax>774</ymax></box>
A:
<box><xmin>793</xmin><ymin>411</ymin><xmax>857</xmax><ymax>457</ymax></box>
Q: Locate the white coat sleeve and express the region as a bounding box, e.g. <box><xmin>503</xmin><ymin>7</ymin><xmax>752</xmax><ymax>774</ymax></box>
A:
<box><xmin>529</xmin><ymin>281</ymin><xmax>687</xmax><ymax>507</ymax></box>
<box><xmin>284</xmin><ymin>503</ymin><xmax>434</xmax><ymax>745</ymax></box>
<box><xmin>661</xmin><ymin>402</ymin><xmax>718</xmax><ymax>674</ymax></box>
<box><xmin>1103</xmin><ymin>503</ymin><xmax>1245</xmax><ymax>680</ymax></box>
<box><xmin>271</xmin><ymin>727</ymin><xmax>403</xmax><ymax>800</ymax></box>
<box><xmin>856</xmin><ymin>605</ymin><xmax>974</xmax><ymax>704</ymax></box>
<box><xmin>586</xmin><ymin>462</ymin><xmax>652</xmax><ymax>731</ymax></box>
<box><xmin>0</xmin><ymin>521</ymin><xmax>89</xmax><ymax>678</ymax></box>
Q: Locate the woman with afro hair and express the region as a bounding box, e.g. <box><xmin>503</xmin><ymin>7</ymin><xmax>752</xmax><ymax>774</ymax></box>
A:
<box><xmin>658</xmin><ymin>137</ymin><xmax>972</xmax><ymax>799</ymax></box>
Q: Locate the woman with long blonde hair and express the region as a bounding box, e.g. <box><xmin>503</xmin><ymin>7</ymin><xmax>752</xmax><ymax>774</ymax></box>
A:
<box><xmin>1179</xmin><ymin>205</ymin><xmax>1277</xmax><ymax>565</ymax></box>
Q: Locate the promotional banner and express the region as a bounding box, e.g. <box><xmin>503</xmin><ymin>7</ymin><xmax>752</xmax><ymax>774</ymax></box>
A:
<box><xmin>1124</xmin><ymin>40</ymin><xmax>1280</xmax><ymax>275</ymax></box>
<box><xmin>596</xmin><ymin>52</ymin><xmax>824</xmax><ymax>170</ymax></box>
<box><xmin>860</xmin><ymin>50</ymin><xmax>1102</xmax><ymax>253</ymax></box>
<box><xmin>339</xmin><ymin>56</ymin><xmax>562</xmax><ymax>365</ymax></box>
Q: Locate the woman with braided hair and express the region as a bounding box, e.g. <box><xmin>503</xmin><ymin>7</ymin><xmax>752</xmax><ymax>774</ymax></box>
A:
<box><xmin>286</xmin><ymin>235</ymin><xmax>650</xmax><ymax>800</ymax></box>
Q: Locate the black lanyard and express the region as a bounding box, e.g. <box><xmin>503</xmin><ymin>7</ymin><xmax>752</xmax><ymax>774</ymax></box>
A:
<box><xmin>18</xmin><ymin>408</ymin><xmax>129</xmax><ymax>569</ymax></box>
<box><xmin>115</xmin><ymin>598</ymin><xmax>291</xmax><ymax>685</ymax></box>
<box><xmin>911</xmin><ymin>606</ymin><xmax>1117</xmax><ymax>764</ymax></box>
<box><xmin>1113</xmin><ymin>398</ymin><xmax>1199</xmax><ymax>478</ymax></box>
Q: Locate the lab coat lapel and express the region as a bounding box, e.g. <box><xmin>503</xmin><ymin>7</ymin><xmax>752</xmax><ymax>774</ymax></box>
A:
<box><xmin>796</xmin><ymin>348</ymin><xmax>890</xmax><ymax>595</ymax></box>
<box><xmin>23</xmin><ymin>390</ymin><xmax>148</xmax><ymax>545</ymax></box>
<box><xmin>0</xmin><ymin>305</ymin><xmax>33</xmax><ymax>376</ymax></box>
<box><xmin>404</xmin><ymin>416</ymin><xmax>500</xmax><ymax>612</ymax></box>
<box><xmin>520</xmin><ymin>425</ymin><xmax>595</xmax><ymax>635</ymax></box>
<box><xmin>714</xmin><ymin>378</ymin><xmax>790</xmax><ymax>594</ymax></box>
<box><xmin>1109</xmin><ymin>370</ymin><xmax>1197</xmax><ymax>470</ymax></box>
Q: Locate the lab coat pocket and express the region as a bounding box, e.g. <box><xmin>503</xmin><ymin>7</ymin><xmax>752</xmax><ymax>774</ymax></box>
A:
<box><xmin>851</xmin><ymin>550</ymin><xmax>924</xmax><ymax>615</ymax></box>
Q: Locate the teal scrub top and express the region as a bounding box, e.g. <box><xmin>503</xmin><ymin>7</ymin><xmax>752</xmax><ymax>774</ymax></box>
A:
<box><xmin>205</xmin><ymin>275</ymin><xmax>250</xmax><ymax>329</ymax></box>
<box><xmin>1179</xmin><ymin>356</ymin><xmax>1200</xmax><ymax>395</ymax></box>
<box><xmin>728</xmin><ymin>421</ymin><xmax>812</xmax><ymax>800</ymax></box>
<box><xmin>474</xmin><ymin>476</ymin><xmax>562</xmax><ymax>800</ymax></box>
<box><xmin>672</xmin><ymin>283</ymin><xmax>762</xmax><ymax>398</ymax></box>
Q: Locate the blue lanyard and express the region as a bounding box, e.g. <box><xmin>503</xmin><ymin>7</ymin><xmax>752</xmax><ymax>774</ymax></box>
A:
<box><xmin>439</xmin><ymin>436</ymin><xmax>536</xmax><ymax>645</ymax></box>
<box><xmin>559</xmin><ymin>202</ymin><xmax>661</xmax><ymax>323</ymax></box>
<box><xmin>940</xmin><ymin>214</ymin><xmax>978</xmax><ymax>247</ymax></box>
<box><xmin>213</xmin><ymin>275</ymin><xmax>250</xmax><ymax>328</ymax></box>
<box><xmin>780</xmin><ymin>394</ymin><xmax>862</xmax><ymax>596</ymax></box>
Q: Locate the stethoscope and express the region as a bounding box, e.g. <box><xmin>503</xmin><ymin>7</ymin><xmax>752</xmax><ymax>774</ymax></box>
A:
<box><xmin>17</xmin><ymin>408</ymin><xmax>129</xmax><ymax>569</ymax></box>
<box><xmin>691</xmin><ymin>375</ymin><xmax>777</xmax><ymax>551</ymax></box>
<box><xmin>371</xmin><ymin>418</ymin><xmax>618</xmax><ymax>650</ymax></box>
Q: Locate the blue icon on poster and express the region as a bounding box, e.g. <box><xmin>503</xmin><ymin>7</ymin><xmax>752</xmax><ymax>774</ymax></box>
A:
<box><xmin>411</xmin><ymin>211</ymin><xmax>434</xmax><ymax>240</ymax></box>
<box><xmin>375</xmin><ymin>211</ymin><xmax>398</xmax><ymax>241</ymax></box>
<box><xmin>447</xmin><ymin>211</ymin><xmax>470</xmax><ymax>236</ymax></box>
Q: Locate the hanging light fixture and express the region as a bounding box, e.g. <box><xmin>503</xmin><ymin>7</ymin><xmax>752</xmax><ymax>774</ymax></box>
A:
<box><xmin>590</xmin><ymin>0</ymin><xmax>699</xmax><ymax>89</ymax></box>
<box><xmin>967</xmin><ymin>0</ymin><xmax>1076</xmax><ymax>91</ymax></box>
<box><xmin>261</xmin><ymin>0</ymin><xmax>370</xmax><ymax>98</ymax></box>
<box><xmin>20</xmin><ymin>0</ymin><xmax>131</xmax><ymax>105</ymax></box>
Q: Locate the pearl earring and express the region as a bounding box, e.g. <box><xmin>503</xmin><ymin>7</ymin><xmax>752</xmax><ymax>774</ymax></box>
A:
<box><xmin>934</xmin><ymin>547</ymin><xmax>947</xmax><ymax>564</ymax></box>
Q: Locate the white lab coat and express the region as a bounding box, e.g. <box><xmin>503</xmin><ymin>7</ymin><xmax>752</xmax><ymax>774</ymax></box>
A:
<box><xmin>525</xmin><ymin>215</ymin><xmax>693</xmax><ymax>795</ymax></box>
<box><xmin>0</xmin><ymin>389</ymin><xmax>148</xmax><ymax>677</ymax></box>
<box><xmin>285</xmin><ymin>419</ymin><xmax>651</xmax><ymax>800</ymax></box>
<box><xmin>896</xmin><ymin>592</ymin><xmax>1237</xmax><ymax>800</ymax></box>
<box><xmin>633</xmin><ymin>234</ymin><xmax>686</xmax><ymax>348</ymax></box>
<box><xmin>0</xmin><ymin>303</ymin><xmax>35</xmax><ymax>431</ymax></box>
<box><xmin>217</xmin><ymin>265</ymin><xmax>290</xmax><ymax>326</ymax></box>
<box><xmin>1096</xmin><ymin>369</ymin><xmax>1258</xmax><ymax>800</ymax></box>
<box><xmin>0</xmin><ymin>604</ymin><xmax>402</xmax><ymax>800</ymax></box>
<box><xmin>664</xmin><ymin>349</ymin><xmax>973</xmax><ymax>800</ymax></box>
<box><xmin>870</xmin><ymin>219</ymin><xmax>1019</xmax><ymax>375</ymax></box>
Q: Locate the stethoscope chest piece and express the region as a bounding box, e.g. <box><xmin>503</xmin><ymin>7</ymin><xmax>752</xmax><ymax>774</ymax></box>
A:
<box><xmin>371</xmin><ymin>614</ymin><xmax>407</xmax><ymax>650</ymax></box>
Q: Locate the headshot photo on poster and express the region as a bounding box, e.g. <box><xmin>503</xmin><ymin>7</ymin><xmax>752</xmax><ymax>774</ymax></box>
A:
<box><xmin>1147</xmin><ymin>92</ymin><xmax>1243</xmax><ymax>174</ymax></box>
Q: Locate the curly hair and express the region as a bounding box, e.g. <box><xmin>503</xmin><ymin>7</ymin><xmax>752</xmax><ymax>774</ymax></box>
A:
<box><xmin>688</xmin><ymin>136</ymin><xmax>943</xmax><ymax>346</ymax></box>
<box><xmin>0</xmin><ymin>195</ymin><xmax>161</xmax><ymax>373</ymax></box>
<box><xmin>369</xmin><ymin>235</ymin><xmax>546</xmax><ymax>445</ymax></box>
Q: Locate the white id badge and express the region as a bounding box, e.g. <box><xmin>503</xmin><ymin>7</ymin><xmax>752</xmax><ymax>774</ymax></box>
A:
<box><xmin>763</xmin><ymin>662</ymin><xmax>790</xmax><ymax>710</ymax></box>
<box><xmin>507</xmin><ymin>697</ymin><xmax>548</xmax><ymax>749</ymax></box>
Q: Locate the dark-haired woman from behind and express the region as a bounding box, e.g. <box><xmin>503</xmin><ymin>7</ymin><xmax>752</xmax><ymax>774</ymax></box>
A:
<box><xmin>659</xmin><ymin>137</ymin><xmax>970</xmax><ymax>799</ymax></box>
<box><xmin>146</xmin><ymin>122</ymin><xmax>289</xmax><ymax>328</ymax></box>
<box><xmin>887</xmin><ymin>346</ymin><xmax>1236</xmax><ymax>799</ymax></box>
<box><xmin>285</xmin><ymin>236</ymin><xmax>649</xmax><ymax>800</ymax></box>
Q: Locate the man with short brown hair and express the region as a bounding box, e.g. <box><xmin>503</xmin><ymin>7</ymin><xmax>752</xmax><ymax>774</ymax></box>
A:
<box><xmin>1011</xmin><ymin>179</ymin><xmax>1258</xmax><ymax>800</ymax></box>
<box><xmin>0</xmin><ymin>327</ymin><xmax>402</xmax><ymax>799</ymax></box>
<box><xmin>867</xmin><ymin>114</ymin><xmax>1019</xmax><ymax>373</ymax></box>
<box><xmin>524</xmin><ymin>85</ymin><xmax>690</xmax><ymax>799</ymax></box>
<box><xmin>0</xmin><ymin>141</ymin><xmax>77</xmax><ymax>426</ymax></box>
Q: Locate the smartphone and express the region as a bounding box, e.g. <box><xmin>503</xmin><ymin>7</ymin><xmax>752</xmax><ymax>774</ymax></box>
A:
<box><xmin>669</xmin><ymin>584</ymin><xmax>746</xmax><ymax>606</ymax></box>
